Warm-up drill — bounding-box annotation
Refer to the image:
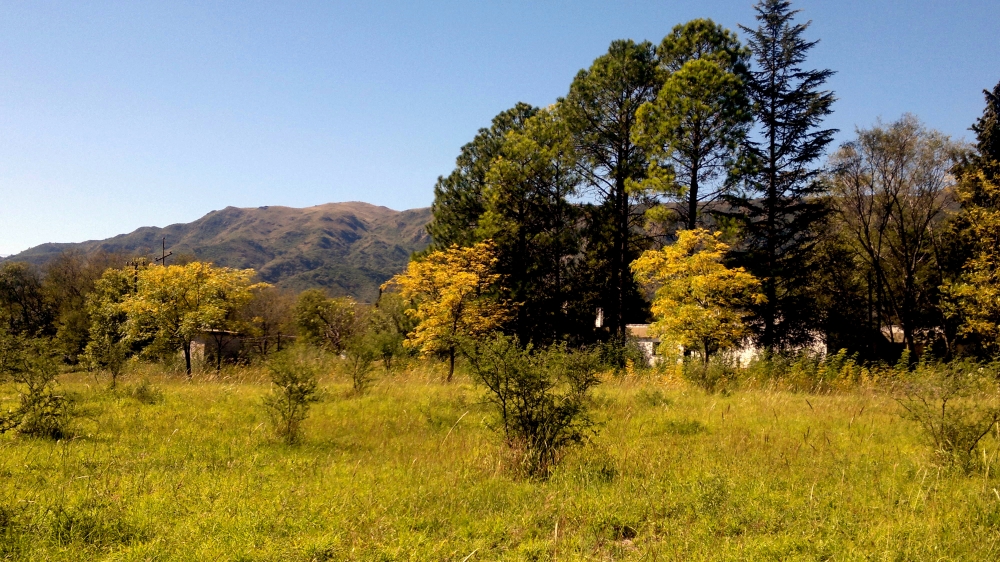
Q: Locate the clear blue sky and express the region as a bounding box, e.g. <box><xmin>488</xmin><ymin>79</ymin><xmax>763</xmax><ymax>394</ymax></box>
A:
<box><xmin>1</xmin><ymin>0</ymin><xmax>997</xmax><ymax>256</ymax></box>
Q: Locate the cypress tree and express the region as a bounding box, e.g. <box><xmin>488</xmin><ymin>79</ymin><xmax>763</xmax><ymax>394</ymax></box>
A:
<box><xmin>972</xmin><ymin>81</ymin><xmax>1000</xmax><ymax>170</ymax></box>
<box><xmin>727</xmin><ymin>0</ymin><xmax>836</xmax><ymax>351</ymax></box>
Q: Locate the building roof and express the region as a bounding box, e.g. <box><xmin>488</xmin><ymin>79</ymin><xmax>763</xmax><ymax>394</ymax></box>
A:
<box><xmin>626</xmin><ymin>324</ymin><xmax>653</xmax><ymax>339</ymax></box>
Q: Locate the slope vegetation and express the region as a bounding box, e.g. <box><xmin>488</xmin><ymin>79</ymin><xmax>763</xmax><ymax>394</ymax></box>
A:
<box><xmin>6</xmin><ymin>202</ymin><xmax>431</xmax><ymax>301</ymax></box>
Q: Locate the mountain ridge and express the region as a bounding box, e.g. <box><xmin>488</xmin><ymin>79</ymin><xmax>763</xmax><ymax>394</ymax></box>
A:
<box><xmin>4</xmin><ymin>201</ymin><xmax>432</xmax><ymax>301</ymax></box>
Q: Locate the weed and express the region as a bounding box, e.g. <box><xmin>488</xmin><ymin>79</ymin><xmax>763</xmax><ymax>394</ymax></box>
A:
<box><xmin>635</xmin><ymin>388</ymin><xmax>672</xmax><ymax>408</ymax></box>
<box><xmin>127</xmin><ymin>378</ymin><xmax>164</xmax><ymax>404</ymax></box>
<box><xmin>662</xmin><ymin>419</ymin><xmax>707</xmax><ymax>436</ymax></box>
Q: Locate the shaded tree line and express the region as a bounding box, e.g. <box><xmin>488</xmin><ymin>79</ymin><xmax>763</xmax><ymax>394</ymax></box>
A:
<box><xmin>424</xmin><ymin>0</ymin><xmax>834</xmax><ymax>355</ymax></box>
<box><xmin>422</xmin><ymin>0</ymin><xmax>1000</xmax><ymax>364</ymax></box>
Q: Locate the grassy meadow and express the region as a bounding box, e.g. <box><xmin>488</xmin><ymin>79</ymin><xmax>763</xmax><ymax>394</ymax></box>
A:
<box><xmin>2</xmin><ymin>361</ymin><xmax>1000</xmax><ymax>561</ymax></box>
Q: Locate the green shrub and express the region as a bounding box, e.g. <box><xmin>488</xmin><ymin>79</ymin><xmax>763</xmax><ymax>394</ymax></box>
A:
<box><xmin>744</xmin><ymin>349</ymin><xmax>865</xmax><ymax>391</ymax></box>
<box><xmin>262</xmin><ymin>348</ymin><xmax>322</xmax><ymax>444</ymax></box>
<box><xmin>682</xmin><ymin>354</ymin><xmax>739</xmax><ymax>392</ymax></box>
<box><xmin>0</xmin><ymin>334</ymin><xmax>72</xmax><ymax>439</ymax></box>
<box><xmin>127</xmin><ymin>378</ymin><xmax>164</xmax><ymax>405</ymax></box>
<box><xmin>344</xmin><ymin>332</ymin><xmax>378</xmax><ymax>395</ymax></box>
<box><xmin>466</xmin><ymin>335</ymin><xmax>600</xmax><ymax>478</ymax></box>
<box><xmin>597</xmin><ymin>335</ymin><xmax>646</xmax><ymax>373</ymax></box>
<box><xmin>894</xmin><ymin>360</ymin><xmax>1000</xmax><ymax>471</ymax></box>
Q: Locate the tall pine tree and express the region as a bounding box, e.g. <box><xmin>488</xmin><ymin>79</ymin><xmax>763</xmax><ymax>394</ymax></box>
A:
<box><xmin>560</xmin><ymin>40</ymin><xmax>660</xmax><ymax>338</ymax></box>
<box><xmin>727</xmin><ymin>0</ymin><xmax>836</xmax><ymax>352</ymax></box>
<box><xmin>634</xmin><ymin>20</ymin><xmax>752</xmax><ymax>232</ymax></box>
<box><xmin>478</xmin><ymin>109</ymin><xmax>583</xmax><ymax>344</ymax></box>
<box><xmin>971</xmin><ymin>81</ymin><xmax>1000</xmax><ymax>173</ymax></box>
<box><xmin>425</xmin><ymin>103</ymin><xmax>538</xmax><ymax>250</ymax></box>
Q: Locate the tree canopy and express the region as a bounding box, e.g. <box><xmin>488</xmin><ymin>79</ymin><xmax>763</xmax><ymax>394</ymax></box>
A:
<box><xmin>120</xmin><ymin>262</ymin><xmax>267</xmax><ymax>375</ymax></box>
<box><xmin>632</xmin><ymin>229</ymin><xmax>763</xmax><ymax>364</ymax></box>
<box><xmin>385</xmin><ymin>241</ymin><xmax>509</xmax><ymax>380</ymax></box>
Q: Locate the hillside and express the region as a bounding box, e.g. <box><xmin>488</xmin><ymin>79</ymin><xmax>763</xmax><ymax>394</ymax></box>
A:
<box><xmin>4</xmin><ymin>202</ymin><xmax>432</xmax><ymax>301</ymax></box>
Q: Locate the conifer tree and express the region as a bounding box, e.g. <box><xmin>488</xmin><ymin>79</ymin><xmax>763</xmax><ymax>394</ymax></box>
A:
<box><xmin>479</xmin><ymin>109</ymin><xmax>582</xmax><ymax>344</ymax></box>
<box><xmin>944</xmin><ymin>81</ymin><xmax>1000</xmax><ymax>355</ymax></box>
<box><xmin>633</xmin><ymin>19</ymin><xmax>752</xmax><ymax>231</ymax></box>
<box><xmin>726</xmin><ymin>0</ymin><xmax>836</xmax><ymax>351</ymax></box>
<box><xmin>972</xmin><ymin>81</ymin><xmax>1000</xmax><ymax>169</ymax></box>
<box><xmin>560</xmin><ymin>40</ymin><xmax>660</xmax><ymax>338</ymax></box>
<box><xmin>425</xmin><ymin>103</ymin><xmax>538</xmax><ymax>250</ymax></box>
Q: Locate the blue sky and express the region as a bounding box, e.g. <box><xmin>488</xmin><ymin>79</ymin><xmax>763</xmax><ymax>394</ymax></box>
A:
<box><xmin>1</xmin><ymin>0</ymin><xmax>998</xmax><ymax>256</ymax></box>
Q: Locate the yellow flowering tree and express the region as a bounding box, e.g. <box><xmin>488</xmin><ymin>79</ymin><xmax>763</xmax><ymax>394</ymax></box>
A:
<box><xmin>121</xmin><ymin>262</ymin><xmax>268</xmax><ymax>375</ymax></box>
<box><xmin>631</xmin><ymin>229</ymin><xmax>763</xmax><ymax>365</ymax></box>
<box><xmin>945</xmin><ymin>170</ymin><xmax>1000</xmax><ymax>352</ymax></box>
<box><xmin>384</xmin><ymin>240</ymin><xmax>508</xmax><ymax>380</ymax></box>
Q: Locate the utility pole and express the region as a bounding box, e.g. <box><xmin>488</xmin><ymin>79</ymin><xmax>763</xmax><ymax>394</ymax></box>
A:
<box><xmin>154</xmin><ymin>237</ymin><xmax>173</xmax><ymax>266</ymax></box>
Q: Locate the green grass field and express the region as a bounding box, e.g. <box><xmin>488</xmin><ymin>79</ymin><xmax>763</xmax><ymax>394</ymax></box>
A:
<box><xmin>3</xmin><ymin>364</ymin><xmax>1000</xmax><ymax>560</ymax></box>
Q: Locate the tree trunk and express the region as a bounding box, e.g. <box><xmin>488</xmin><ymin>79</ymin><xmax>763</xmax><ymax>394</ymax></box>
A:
<box><xmin>688</xmin><ymin>160</ymin><xmax>699</xmax><ymax>231</ymax></box>
<box><xmin>183</xmin><ymin>341</ymin><xmax>192</xmax><ymax>378</ymax></box>
<box><xmin>214</xmin><ymin>334</ymin><xmax>224</xmax><ymax>372</ymax></box>
<box><xmin>447</xmin><ymin>347</ymin><xmax>456</xmax><ymax>382</ymax></box>
<box><xmin>614</xmin><ymin>172</ymin><xmax>628</xmax><ymax>339</ymax></box>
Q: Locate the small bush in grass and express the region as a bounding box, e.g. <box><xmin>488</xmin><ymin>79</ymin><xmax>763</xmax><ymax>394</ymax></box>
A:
<box><xmin>344</xmin><ymin>332</ymin><xmax>377</xmax><ymax>395</ymax></box>
<box><xmin>0</xmin><ymin>334</ymin><xmax>72</xmax><ymax>439</ymax></box>
<box><xmin>466</xmin><ymin>335</ymin><xmax>600</xmax><ymax>478</ymax></box>
<box><xmin>598</xmin><ymin>335</ymin><xmax>647</xmax><ymax>374</ymax></box>
<box><xmin>682</xmin><ymin>354</ymin><xmax>739</xmax><ymax>392</ymax></box>
<box><xmin>127</xmin><ymin>378</ymin><xmax>164</xmax><ymax>405</ymax></box>
<box><xmin>894</xmin><ymin>360</ymin><xmax>1000</xmax><ymax>471</ymax></box>
<box><xmin>263</xmin><ymin>348</ymin><xmax>321</xmax><ymax>444</ymax></box>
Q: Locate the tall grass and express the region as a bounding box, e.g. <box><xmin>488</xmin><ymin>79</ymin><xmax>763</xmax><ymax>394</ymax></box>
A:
<box><xmin>1</xmin><ymin>359</ymin><xmax>1000</xmax><ymax>559</ymax></box>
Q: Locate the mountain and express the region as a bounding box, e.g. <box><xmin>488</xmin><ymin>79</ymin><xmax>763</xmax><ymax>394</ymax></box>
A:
<box><xmin>4</xmin><ymin>202</ymin><xmax>432</xmax><ymax>301</ymax></box>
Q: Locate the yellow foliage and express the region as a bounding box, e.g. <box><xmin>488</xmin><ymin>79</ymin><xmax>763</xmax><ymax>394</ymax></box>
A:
<box><xmin>383</xmin><ymin>241</ymin><xmax>508</xmax><ymax>378</ymax></box>
<box><xmin>945</xmin><ymin>170</ymin><xmax>1000</xmax><ymax>349</ymax></box>
<box><xmin>120</xmin><ymin>262</ymin><xmax>268</xmax><ymax>365</ymax></box>
<box><xmin>631</xmin><ymin>229</ymin><xmax>763</xmax><ymax>364</ymax></box>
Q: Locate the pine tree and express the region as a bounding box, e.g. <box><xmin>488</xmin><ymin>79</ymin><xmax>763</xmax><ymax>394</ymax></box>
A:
<box><xmin>972</xmin><ymin>81</ymin><xmax>1000</xmax><ymax>169</ymax></box>
<box><xmin>726</xmin><ymin>0</ymin><xmax>836</xmax><ymax>351</ymax></box>
<box><xmin>425</xmin><ymin>103</ymin><xmax>538</xmax><ymax>250</ymax></box>
<box><xmin>478</xmin><ymin>109</ymin><xmax>583</xmax><ymax>344</ymax></box>
<box><xmin>560</xmin><ymin>40</ymin><xmax>660</xmax><ymax>338</ymax></box>
<box><xmin>633</xmin><ymin>20</ymin><xmax>752</xmax><ymax>231</ymax></box>
<box><xmin>943</xmin><ymin>81</ymin><xmax>1000</xmax><ymax>356</ymax></box>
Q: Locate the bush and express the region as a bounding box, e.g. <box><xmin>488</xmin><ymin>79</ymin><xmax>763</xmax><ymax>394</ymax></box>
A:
<box><xmin>344</xmin><ymin>332</ymin><xmax>377</xmax><ymax>395</ymax></box>
<box><xmin>743</xmin><ymin>349</ymin><xmax>867</xmax><ymax>392</ymax></box>
<box><xmin>0</xmin><ymin>334</ymin><xmax>72</xmax><ymax>439</ymax></box>
<box><xmin>262</xmin><ymin>348</ymin><xmax>322</xmax><ymax>444</ymax></box>
<box><xmin>682</xmin><ymin>354</ymin><xmax>739</xmax><ymax>393</ymax></box>
<box><xmin>466</xmin><ymin>335</ymin><xmax>600</xmax><ymax>478</ymax></box>
<box><xmin>597</xmin><ymin>335</ymin><xmax>647</xmax><ymax>373</ymax></box>
<box><xmin>894</xmin><ymin>360</ymin><xmax>1000</xmax><ymax>471</ymax></box>
<box><xmin>127</xmin><ymin>378</ymin><xmax>164</xmax><ymax>405</ymax></box>
<box><xmin>370</xmin><ymin>292</ymin><xmax>413</xmax><ymax>373</ymax></box>
<box><xmin>83</xmin><ymin>332</ymin><xmax>129</xmax><ymax>388</ymax></box>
